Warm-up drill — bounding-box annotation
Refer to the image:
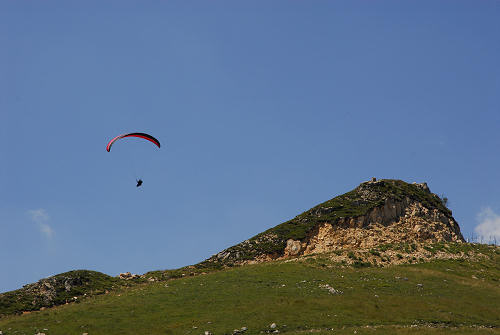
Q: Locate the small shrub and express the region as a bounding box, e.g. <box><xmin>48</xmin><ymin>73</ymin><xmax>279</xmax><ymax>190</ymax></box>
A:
<box><xmin>379</xmin><ymin>244</ymin><xmax>393</xmax><ymax>252</ymax></box>
<box><xmin>370</xmin><ymin>250</ymin><xmax>381</xmax><ymax>257</ymax></box>
<box><xmin>353</xmin><ymin>261</ymin><xmax>371</xmax><ymax>268</ymax></box>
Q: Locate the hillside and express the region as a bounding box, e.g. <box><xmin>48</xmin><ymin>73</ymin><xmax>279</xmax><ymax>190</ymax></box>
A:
<box><xmin>0</xmin><ymin>179</ymin><xmax>468</xmax><ymax>317</ymax></box>
<box><xmin>0</xmin><ymin>243</ymin><xmax>498</xmax><ymax>334</ymax></box>
<box><xmin>3</xmin><ymin>178</ymin><xmax>497</xmax><ymax>335</ymax></box>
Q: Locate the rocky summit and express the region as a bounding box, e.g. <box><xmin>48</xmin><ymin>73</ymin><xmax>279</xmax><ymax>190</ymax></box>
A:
<box><xmin>202</xmin><ymin>179</ymin><xmax>464</xmax><ymax>267</ymax></box>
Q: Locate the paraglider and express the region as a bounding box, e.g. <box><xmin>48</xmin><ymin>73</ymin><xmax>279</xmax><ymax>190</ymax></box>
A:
<box><xmin>106</xmin><ymin>132</ymin><xmax>160</xmax><ymax>187</ymax></box>
<box><xmin>106</xmin><ymin>132</ymin><xmax>160</xmax><ymax>152</ymax></box>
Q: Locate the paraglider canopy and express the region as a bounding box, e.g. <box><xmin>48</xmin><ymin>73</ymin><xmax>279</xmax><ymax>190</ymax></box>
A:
<box><xmin>106</xmin><ymin>132</ymin><xmax>160</xmax><ymax>152</ymax></box>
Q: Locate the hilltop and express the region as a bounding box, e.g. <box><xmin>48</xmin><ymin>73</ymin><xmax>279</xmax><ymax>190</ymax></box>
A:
<box><xmin>200</xmin><ymin>179</ymin><xmax>464</xmax><ymax>268</ymax></box>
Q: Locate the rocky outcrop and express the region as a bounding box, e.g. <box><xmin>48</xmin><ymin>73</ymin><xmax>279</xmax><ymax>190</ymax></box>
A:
<box><xmin>0</xmin><ymin>270</ymin><xmax>121</xmax><ymax>316</ymax></box>
<box><xmin>288</xmin><ymin>199</ymin><xmax>463</xmax><ymax>257</ymax></box>
<box><xmin>284</xmin><ymin>239</ymin><xmax>302</xmax><ymax>257</ymax></box>
<box><xmin>119</xmin><ymin>272</ymin><xmax>142</xmax><ymax>280</ymax></box>
<box><xmin>202</xmin><ymin>179</ymin><xmax>465</xmax><ymax>267</ymax></box>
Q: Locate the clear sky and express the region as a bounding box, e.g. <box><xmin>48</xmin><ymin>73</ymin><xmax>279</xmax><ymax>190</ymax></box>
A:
<box><xmin>1</xmin><ymin>1</ymin><xmax>499</xmax><ymax>292</ymax></box>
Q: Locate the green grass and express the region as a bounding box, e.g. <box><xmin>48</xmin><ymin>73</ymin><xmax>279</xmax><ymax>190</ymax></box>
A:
<box><xmin>1</xmin><ymin>245</ymin><xmax>498</xmax><ymax>335</ymax></box>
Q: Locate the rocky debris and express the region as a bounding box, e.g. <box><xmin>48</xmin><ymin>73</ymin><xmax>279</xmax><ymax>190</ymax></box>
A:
<box><xmin>270</xmin><ymin>323</ymin><xmax>277</xmax><ymax>329</ymax></box>
<box><xmin>204</xmin><ymin>331</ymin><xmax>213</xmax><ymax>335</ymax></box>
<box><xmin>119</xmin><ymin>272</ymin><xmax>141</xmax><ymax>280</ymax></box>
<box><xmin>319</xmin><ymin>239</ymin><xmax>483</xmax><ymax>266</ymax></box>
<box><xmin>232</xmin><ymin>326</ymin><xmax>248</xmax><ymax>334</ymax></box>
<box><xmin>319</xmin><ymin>284</ymin><xmax>343</xmax><ymax>295</ymax></box>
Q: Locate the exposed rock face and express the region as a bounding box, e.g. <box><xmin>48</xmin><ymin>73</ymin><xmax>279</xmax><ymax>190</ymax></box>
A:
<box><xmin>284</xmin><ymin>239</ymin><xmax>302</xmax><ymax>257</ymax></box>
<box><xmin>119</xmin><ymin>272</ymin><xmax>142</xmax><ymax>280</ymax></box>
<box><xmin>297</xmin><ymin>200</ymin><xmax>463</xmax><ymax>256</ymax></box>
<box><xmin>21</xmin><ymin>275</ymin><xmax>85</xmax><ymax>306</ymax></box>
<box><xmin>203</xmin><ymin>179</ymin><xmax>465</xmax><ymax>267</ymax></box>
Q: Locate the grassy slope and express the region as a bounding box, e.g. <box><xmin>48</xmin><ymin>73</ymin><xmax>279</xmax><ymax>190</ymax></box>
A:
<box><xmin>0</xmin><ymin>244</ymin><xmax>498</xmax><ymax>335</ymax></box>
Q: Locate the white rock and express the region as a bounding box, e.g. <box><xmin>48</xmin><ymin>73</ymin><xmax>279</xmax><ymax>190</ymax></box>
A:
<box><xmin>270</xmin><ymin>323</ymin><xmax>277</xmax><ymax>329</ymax></box>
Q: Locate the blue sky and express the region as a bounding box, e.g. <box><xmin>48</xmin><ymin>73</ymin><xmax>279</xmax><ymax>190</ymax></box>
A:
<box><xmin>1</xmin><ymin>1</ymin><xmax>499</xmax><ymax>292</ymax></box>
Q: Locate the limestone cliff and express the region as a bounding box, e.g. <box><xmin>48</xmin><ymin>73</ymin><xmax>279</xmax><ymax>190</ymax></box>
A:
<box><xmin>202</xmin><ymin>179</ymin><xmax>464</xmax><ymax>267</ymax></box>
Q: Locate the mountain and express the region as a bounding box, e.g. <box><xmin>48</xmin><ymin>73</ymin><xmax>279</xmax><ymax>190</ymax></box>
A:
<box><xmin>201</xmin><ymin>179</ymin><xmax>464</xmax><ymax>267</ymax></box>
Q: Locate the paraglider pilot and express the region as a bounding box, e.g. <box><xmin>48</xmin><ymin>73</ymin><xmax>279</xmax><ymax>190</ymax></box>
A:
<box><xmin>136</xmin><ymin>179</ymin><xmax>143</xmax><ymax>187</ymax></box>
